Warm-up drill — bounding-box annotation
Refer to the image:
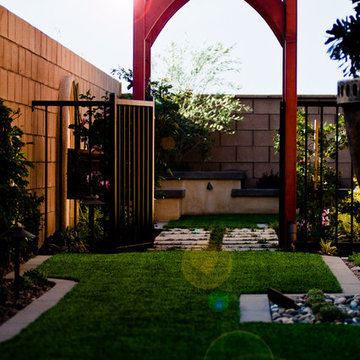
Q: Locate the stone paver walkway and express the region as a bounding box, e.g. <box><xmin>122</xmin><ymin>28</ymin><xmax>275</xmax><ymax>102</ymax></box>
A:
<box><xmin>151</xmin><ymin>228</ymin><xmax>211</xmax><ymax>250</ymax></box>
<box><xmin>222</xmin><ymin>228</ymin><xmax>279</xmax><ymax>251</ymax></box>
<box><xmin>151</xmin><ymin>226</ymin><xmax>279</xmax><ymax>251</ymax></box>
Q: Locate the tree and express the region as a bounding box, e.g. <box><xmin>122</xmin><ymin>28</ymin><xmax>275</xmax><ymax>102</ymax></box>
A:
<box><xmin>152</xmin><ymin>40</ymin><xmax>243</xmax><ymax>94</ymax></box>
<box><xmin>326</xmin><ymin>0</ymin><xmax>360</xmax><ymax>77</ymax></box>
<box><xmin>112</xmin><ymin>41</ymin><xmax>250</xmax><ymax>180</ymax></box>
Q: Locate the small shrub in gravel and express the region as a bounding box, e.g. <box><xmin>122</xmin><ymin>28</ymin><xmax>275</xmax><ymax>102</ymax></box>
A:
<box><xmin>306</xmin><ymin>289</ymin><xmax>326</xmax><ymax>307</ymax></box>
<box><xmin>316</xmin><ymin>303</ymin><xmax>351</xmax><ymax>322</ymax></box>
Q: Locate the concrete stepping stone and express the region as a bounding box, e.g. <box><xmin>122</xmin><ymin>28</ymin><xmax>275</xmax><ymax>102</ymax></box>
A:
<box><xmin>222</xmin><ymin>228</ymin><xmax>279</xmax><ymax>251</ymax></box>
<box><xmin>151</xmin><ymin>228</ymin><xmax>211</xmax><ymax>251</ymax></box>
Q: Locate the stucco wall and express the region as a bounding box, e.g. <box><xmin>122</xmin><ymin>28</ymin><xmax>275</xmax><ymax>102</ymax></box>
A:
<box><xmin>0</xmin><ymin>6</ymin><xmax>121</xmax><ymax>244</ymax></box>
<box><xmin>181</xmin><ymin>95</ymin><xmax>351</xmax><ymax>188</ymax></box>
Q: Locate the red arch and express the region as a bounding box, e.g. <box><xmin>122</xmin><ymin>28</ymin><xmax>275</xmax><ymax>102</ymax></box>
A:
<box><xmin>133</xmin><ymin>0</ymin><xmax>297</xmax><ymax>249</ymax></box>
<box><xmin>145</xmin><ymin>0</ymin><xmax>285</xmax><ymax>48</ymax></box>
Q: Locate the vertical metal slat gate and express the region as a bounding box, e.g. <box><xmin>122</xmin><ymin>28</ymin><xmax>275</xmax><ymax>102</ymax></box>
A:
<box><xmin>113</xmin><ymin>98</ymin><xmax>154</xmax><ymax>247</ymax></box>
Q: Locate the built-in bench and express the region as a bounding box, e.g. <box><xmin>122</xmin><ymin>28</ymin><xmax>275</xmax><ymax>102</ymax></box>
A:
<box><xmin>154</xmin><ymin>171</ymin><xmax>280</xmax><ymax>222</ymax></box>
<box><xmin>231</xmin><ymin>189</ymin><xmax>280</xmax><ymax>197</ymax></box>
<box><xmin>155</xmin><ymin>188</ymin><xmax>186</xmax><ymax>199</ymax></box>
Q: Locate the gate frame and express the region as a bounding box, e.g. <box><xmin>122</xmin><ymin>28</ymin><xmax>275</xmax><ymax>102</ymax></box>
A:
<box><xmin>32</xmin><ymin>95</ymin><xmax>155</xmax><ymax>246</ymax></box>
<box><xmin>133</xmin><ymin>0</ymin><xmax>297</xmax><ymax>249</ymax></box>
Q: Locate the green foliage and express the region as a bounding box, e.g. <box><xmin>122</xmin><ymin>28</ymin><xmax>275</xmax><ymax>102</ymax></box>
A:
<box><xmin>348</xmin><ymin>251</ymin><xmax>360</xmax><ymax>265</ymax></box>
<box><xmin>326</xmin><ymin>0</ymin><xmax>360</xmax><ymax>77</ymax></box>
<box><xmin>337</xmin><ymin>179</ymin><xmax>360</xmax><ymax>242</ymax></box>
<box><xmin>306</xmin><ymin>288</ymin><xmax>325</xmax><ymax>307</ymax></box>
<box><xmin>305</xmin><ymin>288</ymin><xmax>350</xmax><ymax>322</ymax></box>
<box><xmin>208</xmin><ymin>226</ymin><xmax>225</xmax><ymax>251</ymax></box>
<box><xmin>23</xmin><ymin>269</ymin><xmax>48</xmax><ymax>286</ymax></box>
<box><xmin>68</xmin><ymin>90</ymin><xmax>112</xmax><ymax>201</ymax></box>
<box><xmin>42</xmin><ymin>228</ymin><xmax>90</xmax><ymax>254</ymax></box>
<box><xmin>113</xmin><ymin>41</ymin><xmax>250</xmax><ymax>181</ymax></box>
<box><xmin>316</xmin><ymin>303</ymin><xmax>351</xmax><ymax>322</ymax></box>
<box><xmin>318</xmin><ymin>239</ymin><xmax>338</xmax><ymax>256</ymax></box>
<box><xmin>150</xmin><ymin>80</ymin><xmax>213</xmax><ymax>178</ymax></box>
<box><xmin>40</xmin><ymin>205</ymin><xmax>104</xmax><ymax>254</ymax></box>
<box><xmin>274</xmin><ymin>110</ymin><xmax>348</xmax><ymax>242</ymax></box>
<box><xmin>152</xmin><ymin>40</ymin><xmax>242</xmax><ymax>94</ymax></box>
<box><xmin>0</xmin><ymin>100</ymin><xmax>43</xmax><ymax>274</ymax></box>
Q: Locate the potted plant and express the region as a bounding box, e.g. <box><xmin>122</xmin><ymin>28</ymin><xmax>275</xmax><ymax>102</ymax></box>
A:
<box><xmin>326</xmin><ymin>0</ymin><xmax>360</xmax><ymax>182</ymax></box>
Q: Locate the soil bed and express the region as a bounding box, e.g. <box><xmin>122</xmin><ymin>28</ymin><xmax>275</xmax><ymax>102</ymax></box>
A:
<box><xmin>0</xmin><ymin>280</ymin><xmax>54</xmax><ymax>326</ymax></box>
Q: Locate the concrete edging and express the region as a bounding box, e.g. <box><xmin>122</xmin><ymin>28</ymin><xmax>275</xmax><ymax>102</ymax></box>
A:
<box><xmin>0</xmin><ymin>278</ymin><xmax>77</xmax><ymax>343</ymax></box>
<box><xmin>0</xmin><ymin>255</ymin><xmax>77</xmax><ymax>343</ymax></box>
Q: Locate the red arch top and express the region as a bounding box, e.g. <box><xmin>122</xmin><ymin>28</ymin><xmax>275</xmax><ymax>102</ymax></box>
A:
<box><xmin>144</xmin><ymin>0</ymin><xmax>285</xmax><ymax>47</ymax></box>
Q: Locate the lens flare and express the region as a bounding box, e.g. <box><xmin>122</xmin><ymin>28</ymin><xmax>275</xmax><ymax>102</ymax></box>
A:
<box><xmin>205</xmin><ymin>331</ymin><xmax>274</xmax><ymax>360</ymax></box>
<box><xmin>208</xmin><ymin>291</ymin><xmax>229</xmax><ymax>312</ymax></box>
<box><xmin>182</xmin><ymin>250</ymin><xmax>231</xmax><ymax>290</ymax></box>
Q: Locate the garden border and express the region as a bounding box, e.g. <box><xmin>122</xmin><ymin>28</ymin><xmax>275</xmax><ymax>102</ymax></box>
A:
<box><xmin>0</xmin><ymin>256</ymin><xmax>77</xmax><ymax>343</ymax></box>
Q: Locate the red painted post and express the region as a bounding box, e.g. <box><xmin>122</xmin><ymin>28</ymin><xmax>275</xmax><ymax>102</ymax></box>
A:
<box><xmin>133</xmin><ymin>0</ymin><xmax>146</xmax><ymax>100</ymax></box>
<box><xmin>283</xmin><ymin>0</ymin><xmax>298</xmax><ymax>250</ymax></box>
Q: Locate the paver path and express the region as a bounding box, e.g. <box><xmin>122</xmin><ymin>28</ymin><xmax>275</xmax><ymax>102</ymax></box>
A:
<box><xmin>151</xmin><ymin>228</ymin><xmax>211</xmax><ymax>250</ymax></box>
<box><xmin>151</xmin><ymin>227</ymin><xmax>279</xmax><ymax>251</ymax></box>
<box><xmin>222</xmin><ymin>228</ymin><xmax>279</xmax><ymax>251</ymax></box>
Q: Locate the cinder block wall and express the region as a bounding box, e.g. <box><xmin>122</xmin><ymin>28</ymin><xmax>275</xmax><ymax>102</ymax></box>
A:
<box><xmin>182</xmin><ymin>95</ymin><xmax>351</xmax><ymax>188</ymax></box>
<box><xmin>0</xmin><ymin>6</ymin><xmax>121</xmax><ymax>244</ymax></box>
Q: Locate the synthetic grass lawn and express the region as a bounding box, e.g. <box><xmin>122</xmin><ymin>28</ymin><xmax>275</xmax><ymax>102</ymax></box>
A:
<box><xmin>0</xmin><ymin>251</ymin><xmax>356</xmax><ymax>360</ymax></box>
<box><xmin>165</xmin><ymin>214</ymin><xmax>279</xmax><ymax>229</ymax></box>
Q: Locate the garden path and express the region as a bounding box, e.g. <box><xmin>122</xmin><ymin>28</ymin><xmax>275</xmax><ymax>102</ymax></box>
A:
<box><xmin>151</xmin><ymin>227</ymin><xmax>279</xmax><ymax>251</ymax></box>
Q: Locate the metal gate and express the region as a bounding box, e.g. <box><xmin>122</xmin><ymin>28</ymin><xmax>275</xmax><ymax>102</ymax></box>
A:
<box><xmin>32</xmin><ymin>94</ymin><xmax>154</xmax><ymax>249</ymax></box>
<box><xmin>280</xmin><ymin>99</ymin><xmax>359</xmax><ymax>253</ymax></box>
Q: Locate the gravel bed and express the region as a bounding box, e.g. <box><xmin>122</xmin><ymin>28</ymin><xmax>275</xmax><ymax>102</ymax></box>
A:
<box><xmin>270</xmin><ymin>258</ymin><xmax>360</xmax><ymax>325</ymax></box>
<box><xmin>270</xmin><ymin>295</ymin><xmax>360</xmax><ymax>325</ymax></box>
<box><xmin>342</xmin><ymin>258</ymin><xmax>360</xmax><ymax>280</ymax></box>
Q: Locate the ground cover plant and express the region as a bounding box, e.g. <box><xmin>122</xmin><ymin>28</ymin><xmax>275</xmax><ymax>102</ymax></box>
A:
<box><xmin>0</xmin><ymin>252</ymin><xmax>348</xmax><ymax>360</ymax></box>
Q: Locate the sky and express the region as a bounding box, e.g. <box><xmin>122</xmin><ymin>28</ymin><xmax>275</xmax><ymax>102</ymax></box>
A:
<box><xmin>0</xmin><ymin>0</ymin><xmax>356</xmax><ymax>95</ymax></box>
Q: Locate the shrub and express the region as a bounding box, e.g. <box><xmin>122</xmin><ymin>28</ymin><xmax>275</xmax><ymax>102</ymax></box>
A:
<box><xmin>306</xmin><ymin>289</ymin><xmax>325</xmax><ymax>307</ymax></box>
<box><xmin>41</xmin><ymin>228</ymin><xmax>90</xmax><ymax>254</ymax></box>
<box><xmin>318</xmin><ymin>239</ymin><xmax>338</xmax><ymax>256</ymax></box>
<box><xmin>23</xmin><ymin>269</ymin><xmax>47</xmax><ymax>286</ymax></box>
<box><xmin>0</xmin><ymin>100</ymin><xmax>43</xmax><ymax>274</ymax></box>
<box><xmin>316</xmin><ymin>303</ymin><xmax>351</xmax><ymax>322</ymax></box>
<box><xmin>348</xmin><ymin>252</ymin><xmax>360</xmax><ymax>265</ymax></box>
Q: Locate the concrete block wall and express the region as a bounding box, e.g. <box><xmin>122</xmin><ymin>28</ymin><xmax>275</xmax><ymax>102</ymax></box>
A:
<box><xmin>0</xmin><ymin>6</ymin><xmax>121</xmax><ymax>244</ymax></box>
<box><xmin>183</xmin><ymin>95</ymin><xmax>352</xmax><ymax>188</ymax></box>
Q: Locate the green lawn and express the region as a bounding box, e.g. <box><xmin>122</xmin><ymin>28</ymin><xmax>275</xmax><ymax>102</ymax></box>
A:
<box><xmin>165</xmin><ymin>214</ymin><xmax>279</xmax><ymax>229</ymax></box>
<box><xmin>0</xmin><ymin>251</ymin><xmax>355</xmax><ymax>360</ymax></box>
